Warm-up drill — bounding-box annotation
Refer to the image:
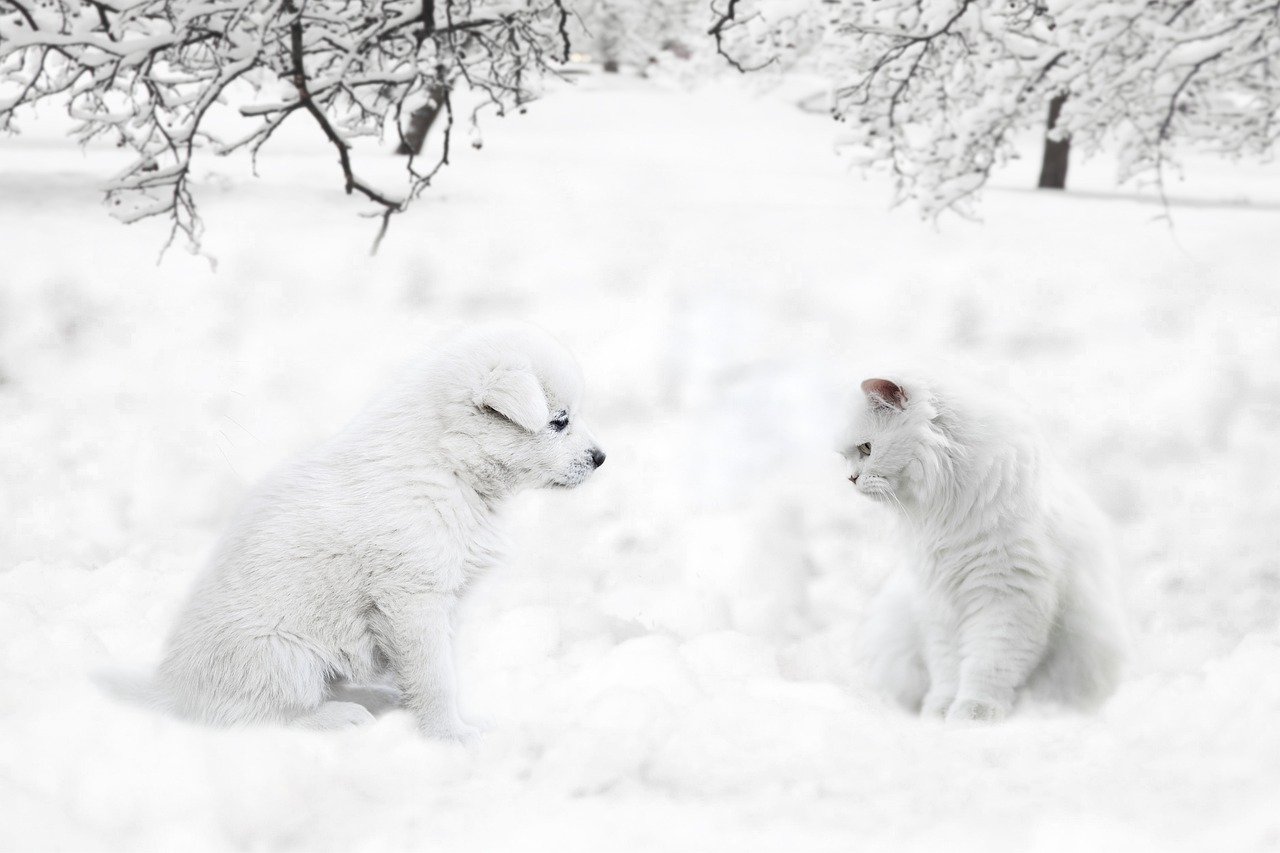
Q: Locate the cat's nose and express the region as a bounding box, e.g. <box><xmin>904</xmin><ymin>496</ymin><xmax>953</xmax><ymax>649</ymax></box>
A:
<box><xmin>849</xmin><ymin>475</ymin><xmax>859</xmax><ymax>485</ymax></box>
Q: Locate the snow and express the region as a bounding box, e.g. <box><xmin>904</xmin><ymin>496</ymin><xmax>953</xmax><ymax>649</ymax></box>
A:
<box><xmin>2</xmin><ymin>73</ymin><xmax>1279</xmax><ymax>852</ymax></box>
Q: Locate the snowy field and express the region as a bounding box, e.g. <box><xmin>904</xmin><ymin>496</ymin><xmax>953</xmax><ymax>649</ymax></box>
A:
<box><xmin>2</xmin><ymin>73</ymin><xmax>1279</xmax><ymax>852</ymax></box>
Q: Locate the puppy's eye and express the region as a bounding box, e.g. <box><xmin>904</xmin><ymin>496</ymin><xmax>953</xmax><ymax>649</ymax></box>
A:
<box><xmin>857</xmin><ymin>442</ymin><xmax>872</xmax><ymax>457</ymax></box>
<box><xmin>549</xmin><ymin>414</ymin><xmax>569</xmax><ymax>432</ymax></box>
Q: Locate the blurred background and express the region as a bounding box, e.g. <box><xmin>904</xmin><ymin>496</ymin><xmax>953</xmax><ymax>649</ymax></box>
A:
<box><xmin>2</xmin><ymin>2</ymin><xmax>1279</xmax><ymax>850</ymax></box>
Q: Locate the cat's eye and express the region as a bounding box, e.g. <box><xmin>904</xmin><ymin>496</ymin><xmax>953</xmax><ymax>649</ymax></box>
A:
<box><xmin>550</xmin><ymin>413</ymin><xmax>570</xmax><ymax>432</ymax></box>
<box><xmin>857</xmin><ymin>442</ymin><xmax>872</xmax><ymax>457</ymax></box>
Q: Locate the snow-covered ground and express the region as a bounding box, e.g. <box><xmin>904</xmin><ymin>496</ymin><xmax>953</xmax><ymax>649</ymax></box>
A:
<box><xmin>2</xmin><ymin>74</ymin><xmax>1278</xmax><ymax>852</ymax></box>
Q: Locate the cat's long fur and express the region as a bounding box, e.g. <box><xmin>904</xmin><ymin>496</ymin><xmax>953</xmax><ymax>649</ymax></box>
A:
<box><xmin>842</xmin><ymin>375</ymin><xmax>1126</xmax><ymax>721</ymax></box>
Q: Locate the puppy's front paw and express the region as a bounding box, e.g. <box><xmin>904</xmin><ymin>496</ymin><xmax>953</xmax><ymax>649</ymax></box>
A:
<box><xmin>945</xmin><ymin>698</ymin><xmax>1008</xmax><ymax>724</ymax></box>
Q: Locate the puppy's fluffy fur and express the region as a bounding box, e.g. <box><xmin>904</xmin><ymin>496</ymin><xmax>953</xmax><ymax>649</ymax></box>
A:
<box><xmin>152</xmin><ymin>323</ymin><xmax>604</xmax><ymax>737</ymax></box>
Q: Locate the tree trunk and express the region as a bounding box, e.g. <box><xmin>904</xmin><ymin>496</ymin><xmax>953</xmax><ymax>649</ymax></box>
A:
<box><xmin>396</xmin><ymin>83</ymin><xmax>449</xmax><ymax>156</ymax></box>
<box><xmin>1038</xmin><ymin>94</ymin><xmax>1070</xmax><ymax>190</ymax></box>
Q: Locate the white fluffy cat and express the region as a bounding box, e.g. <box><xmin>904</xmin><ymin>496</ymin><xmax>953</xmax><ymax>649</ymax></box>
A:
<box><xmin>842</xmin><ymin>375</ymin><xmax>1126</xmax><ymax>722</ymax></box>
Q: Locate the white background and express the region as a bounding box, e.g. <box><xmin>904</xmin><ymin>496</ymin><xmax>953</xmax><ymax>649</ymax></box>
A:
<box><xmin>1</xmin><ymin>73</ymin><xmax>1278</xmax><ymax>851</ymax></box>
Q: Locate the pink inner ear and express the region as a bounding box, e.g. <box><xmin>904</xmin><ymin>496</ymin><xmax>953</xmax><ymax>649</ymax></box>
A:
<box><xmin>861</xmin><ymin>378</ymin><xmax>907</xmax><ymax>410</ymax></box>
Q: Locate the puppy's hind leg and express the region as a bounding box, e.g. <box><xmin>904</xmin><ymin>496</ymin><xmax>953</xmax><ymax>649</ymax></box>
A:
<box><xmin>238</xmin><ymin>639</ymin><xmax>377</xmax><ymax>729</ymax></box>
<box><xmin>328</xmin><ymin>679</ymin><xmax>403</xmax><ymax>716</ymax></box>
<box><xmin>293</xmin><ymin>701</ymin><xmax>376</xmax><ymax>730</ymax></box>
<box><xmin>169</xmin><ymin>631</ymin><xmax>355</xmax><ymax>728</ymax></box>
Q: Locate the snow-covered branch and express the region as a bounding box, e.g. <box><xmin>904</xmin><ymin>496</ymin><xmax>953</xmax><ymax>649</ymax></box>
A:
<box><xmin>712</xmin><ymin>0</ymin><xmax>1280</xmax><ymax>214</ymax></box>
<box><xmin>0</xmin><ymin>0</ymin><xmax>575</xmax><ymax>253</ymax></box>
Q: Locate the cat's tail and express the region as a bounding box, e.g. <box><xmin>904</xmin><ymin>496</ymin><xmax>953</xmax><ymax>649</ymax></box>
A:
<box><xmin>93</xmin><ymin>668</ymin><xmax>168</xmax><ymax>712</ymax></box>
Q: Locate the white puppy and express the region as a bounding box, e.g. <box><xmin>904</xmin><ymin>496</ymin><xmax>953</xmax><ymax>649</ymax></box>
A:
<box><xmin>152</xmin><ymin>323</ymin><xmax>604</xmax><ymax>738</ymax></box>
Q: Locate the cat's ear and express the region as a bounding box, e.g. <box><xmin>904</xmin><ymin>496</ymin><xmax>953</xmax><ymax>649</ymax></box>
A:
<box><xmin>861</xmin><ymin>378</ymin><xmax>908</xmax><ymax>411</ymax></box>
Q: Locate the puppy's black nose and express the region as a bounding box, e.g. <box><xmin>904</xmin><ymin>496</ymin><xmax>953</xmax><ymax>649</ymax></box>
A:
<box><xmin>849</xmin><ymin>475</ymin><xmax>859</xmax><ymax>484</ymax></box>
<box><xmin>590</xmin><ymin>448</ymin><xmax>606</xmax><ymax>469</ymax></box>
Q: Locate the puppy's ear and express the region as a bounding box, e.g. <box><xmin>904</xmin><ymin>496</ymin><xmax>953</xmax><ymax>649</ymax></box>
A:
<box><xmin>475</xmin><ymin>365</ymin><xmax>550</xmax><ymax>432</ymax></box>
<box><xmin>861</xmin><ymin>378</ymin><xmax>907</xmax><ymax>411</ymax></box>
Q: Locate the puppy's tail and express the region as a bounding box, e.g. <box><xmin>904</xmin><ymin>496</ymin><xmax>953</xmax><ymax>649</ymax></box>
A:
<box><xmin>93</xmin><ymin>668</ymin><xmax>167</xmax><ymax>712</ymax></box>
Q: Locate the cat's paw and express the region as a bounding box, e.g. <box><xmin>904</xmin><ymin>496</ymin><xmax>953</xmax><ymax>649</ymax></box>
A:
<box><xmin>920</xmin><ymin>690</ymin><xmax>956</xmax><ymax>719</ymax></box>
<box><xmin>945</xmin><ymin>698</ymin><xmax>1008</xmax><ymax>724</ymax></box>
